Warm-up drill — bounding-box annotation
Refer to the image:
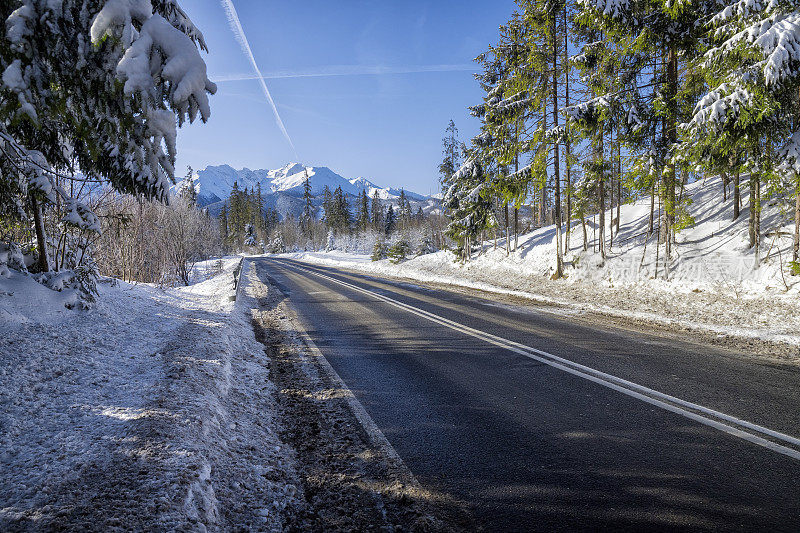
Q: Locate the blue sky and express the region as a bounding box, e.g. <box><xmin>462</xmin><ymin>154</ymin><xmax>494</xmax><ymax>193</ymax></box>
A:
<box><xmin>175</xmin><ymin>0</ymin><xmax>516</xmax><ymax>195</ymax></box>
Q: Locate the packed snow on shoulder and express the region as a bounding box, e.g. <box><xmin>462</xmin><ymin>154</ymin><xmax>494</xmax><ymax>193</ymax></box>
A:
<box><xmin>279</xmin><ymin>176</ymin><xmax>800</xmax><ymax>348</ymax></box>
<box><xmin>0</xmin><ymin>259</ymin><xmax>300</xmax><ymax>530</ymax></box>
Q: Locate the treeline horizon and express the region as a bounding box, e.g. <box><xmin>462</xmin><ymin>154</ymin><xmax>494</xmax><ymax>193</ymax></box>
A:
<box><xmin>217</xmin><ymin>175</ymin><xmax>449</xmax><ymax>255</ymax></box>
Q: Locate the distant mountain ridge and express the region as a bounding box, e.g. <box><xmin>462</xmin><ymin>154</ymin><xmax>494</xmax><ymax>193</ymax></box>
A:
<box><xmin>185</xmin><ymin>162</ymin><xmax>439</xmax><ymax>221</ymax></box>
<box><xmin>188</xmin><ymin>162</ymin><xmax>430</xmax><ymax>207</ymax></box>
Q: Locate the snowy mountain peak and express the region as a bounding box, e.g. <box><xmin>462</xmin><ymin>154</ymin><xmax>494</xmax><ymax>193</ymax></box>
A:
<box><xmin>349</xmin><ymin>176</ymin><xmax>378</xmax><ymax>189</ymax></box>
<box><xmin>192</xmin><ymin>163</ymin><xmax>430</xmax><ymax>206</ymax></box>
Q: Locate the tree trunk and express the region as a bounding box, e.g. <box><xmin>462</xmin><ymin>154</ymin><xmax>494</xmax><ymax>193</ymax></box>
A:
<box><xmin>30</xmin><ymin>195</ymin><xmax>50</xmax><ymax>273</ymax></box>
<box><xmin>749</xmin><ymin>174</ymin><xmax>758</xmax><ymax>250</ymax></box>
<box><xmin>598</xmin><ymin>133</ymin><xmax>605</xmax><ymax>260</ymax></box>
<box><xmin>563</xmin><ymin>7</ymin><xmax>571</xmax><ymax>255</ymax></box>
<box><xmin>795</xmin><ymin>90</ymin><xmax>800</xmax><ymax>267</ymax></box>
<box><xmin>609</xmin><ymin>129</ymin><xmax>615</xmax><ymax>250</ymax></box>
<box><xmin>649</xmin><ymin>177</ymin><xmax>655</xmax><ymax>235</ymax></box>
<box><xmin>581</xmin><ymin>216</ymin><xmax>588</xmax><ymax>251</ymax></box>
<box><xmin>504</xmin><ymin>203</ymin><xmax>510</xmax><ymax>255</ymax></box>
<box><xmin>794</xmin><ymin>176</ymin><xmax>800</xmax><ymax>266</ymax></box>
<box><xmin>664</xmin><ymin>42</ymin><xmax>678</xmax><ymax>258</ymax></box>
<box><xmin>514</xmin><ymin>208</ymin><xmax>518</xmax><ymax>251</ymax></box>
<box><xmin>755</xmin><ymin>173</ymin><xmax>761</xmax><ymax>266</ymax></box>
<box><xmin>539</xmin><ymin>185</ymin><xmax>546</xmax><ymax>228</ymax></box>
<box><xmin>616</xmin><ymin>155</ymin><xmax>621</xmax><ymax>235</ymax></box>
<box><xmin>553</xmin><ymin>14</ymin><xmax>563</xmax><ymax>278</ymax></box>
<box><xmin>722</xmin><ymin>172</ymin><xmax>728</xmax><ymax>202</ymax></box>
<box><xmin>733</xmin><ymin>170</ymin><xmax>741</xmax><ymax>220</ymax></box>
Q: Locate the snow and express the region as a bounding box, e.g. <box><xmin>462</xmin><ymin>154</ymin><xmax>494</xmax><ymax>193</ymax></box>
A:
<box><xmin>6</xmin><ymin>4</ymin><xmax>33</xmax><ymax>46</ymax></box>
<box><xmin>116</xmin><ymin>13</ymin><xmax>216</xmax><ymax>122</ymax></box>
<box><xmin>2</xmin><ymin>59</ymin><xmax>24</xmax><ymax>91</ymax></box>
<box><xmin>2</xmin><ymin>59</ymin><xmax>36</xmax><ymax>121</ymax></box>
<box><xmin>61</xmin><ymin>199</ymin><xmax>101</xmax><ymax>232</ymax></box>
<box><xmin>0</xmin><ymin>258</ymin><xmax>298</xmax><ymax>530</ymax></box>
<box><xmin>191</xmin><ymin>162</ymin><xmax>433</xmax><ymax>204</ymax></box>
<box><xmin>277</xmin><ymin>175</ymin><xmax>800</xmax><ymax>348</ymax></box>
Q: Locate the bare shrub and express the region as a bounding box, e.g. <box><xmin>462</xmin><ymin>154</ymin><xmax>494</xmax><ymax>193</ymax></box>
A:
<box><xmin>94</xmin><ymin>193</ymin><xmax>222</xmax><ymax>286</ymax></box>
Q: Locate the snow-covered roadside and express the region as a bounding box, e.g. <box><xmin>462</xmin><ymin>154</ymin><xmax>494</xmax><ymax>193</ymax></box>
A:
<box><xmin>276</xmin><ymin>248</ymin><xmax>800</xmax><ymax>351</ymax></box>
<box><xmin>187</xmin><ymin>255</ymin><xmax>242</xmax><ymax>285</ymax></box>
<box><xmin>0</xmin><ymin>259</ymin><xmax>299</xmax><ymax>531</ymax></box>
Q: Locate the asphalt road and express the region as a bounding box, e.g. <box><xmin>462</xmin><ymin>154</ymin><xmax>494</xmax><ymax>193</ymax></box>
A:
<box><xmin>254</xmin><ymin>257</ymin><xmax>800</xmax><ymax>532</ymax></box>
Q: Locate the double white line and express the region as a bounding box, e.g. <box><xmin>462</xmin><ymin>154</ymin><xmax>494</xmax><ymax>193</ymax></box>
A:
<box><xmin>276</xmin><ymin>260</ymin><xmax>800</xmax><ymax>462</ymax></box>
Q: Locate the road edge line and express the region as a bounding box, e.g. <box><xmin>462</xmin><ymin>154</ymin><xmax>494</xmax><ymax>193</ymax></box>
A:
<box><xmin>261</xmin><ymin>263</ymin><xmax>423</xmax><ymax>488</ymax></box>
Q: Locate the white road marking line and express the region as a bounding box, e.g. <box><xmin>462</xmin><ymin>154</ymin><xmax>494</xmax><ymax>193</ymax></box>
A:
<box><xmin>251</xmin><ymin>261</ymin><xmax>422</xmax><ymax>486</ymax></box>
<box><xmin>275</xmin><ymin>259</ymin><xmax>800</xmax><ymax>462</ymax></box>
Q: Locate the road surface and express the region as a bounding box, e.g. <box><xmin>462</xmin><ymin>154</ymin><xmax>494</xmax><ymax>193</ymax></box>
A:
<box><xmin>254</xmin><ymin>257</ymin><xmax>800</xmax><ymax>532</ymax></box>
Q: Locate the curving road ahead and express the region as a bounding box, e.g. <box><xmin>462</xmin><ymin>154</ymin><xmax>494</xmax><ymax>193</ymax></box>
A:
<box><xmin>254</xmin><ymin>257</ymin><xmax>800</xmax><ymax>532</ymax></box>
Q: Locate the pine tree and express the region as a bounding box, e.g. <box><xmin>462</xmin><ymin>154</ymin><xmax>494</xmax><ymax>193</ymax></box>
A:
<box><xmin>357</xmin><ymin>189</ymin><xmax>370</xmax><ymax>231</ymax></box>
<box><xmin>443</xmin><ymin>154</ymin><xmax>495</xmax><ymax>261</ymax></box>
<box><xmin>219</xmin><ymin>204</ymin><xmax>229</xmax><ymax>248</ymax></box>
<box><xmin>398</xmin><ymin>189</ymin><xmax>410</xmax><ymax>230</ymax></box>
<box><xmin>470</xmin><ymin>12</ymin><xmax>535</xmax><ymax>255</ymax></box>
<box><xmin>384</xmin><ymin>204</ymin><xmax>396</xmax><ymax>235</ymax></box>
<box><xmin>371</xmin><ymin>191</ymin><xmax>384</xmax><ymax>232</ymax></box>
<box><xmin>371</xmin><ymin>238</ymin><xmax>388</xmax><ymax>261</ymax></box>
<box><xmin>683</xmin><ymin>0</ymin><xmax>800</xmax><ymax>267</ymax></box>
<box><xmin>388</xmin><ymin>239</ymin><xmax>412</xmax><ymax>264</ymax></box>
<box><xmin>255</xmin><ymin>183</ymin><xmax>265</xmax><ymax>239</ymax></box>
<box><xmin>331</xmin><ymin>186</ymin><xmax>350</xmax><ymax>232</ymax></box>
<box><xmin>179</xmin><ymin>166</ymin><xmax>197</xmax><ymax>206</ymax></box>
<box><xmin>0</xmin><ymin>0</ymin><xmax>216</xmax><ymax>273</ymax></box>
<box><xmin>574</xmin><ymin>0</ymin><xmax>713</xmax><ymax>262</ymax></box>
<box><xmin>229</xmin><ymin>181</ymin><xmax>243</xmax><ymax>247</ymax></box>
<box><xmin>520</xmin><ymin>0</ymin><xmax>572</xmax><ymax>276</ymax></box>
<box><xmin>322</xmin><ymin>185</ymin><xmax>333</xmax><ymax>227</ymax></box>
<box><xmin>300</xmin><ymin>170</ymin><xmax>314</xmax><ymax>238</ymax></box>
<box><xmin>439</xmin><ymin>120</ymin><xmax>461</xmax><ymax>194</ymax></box>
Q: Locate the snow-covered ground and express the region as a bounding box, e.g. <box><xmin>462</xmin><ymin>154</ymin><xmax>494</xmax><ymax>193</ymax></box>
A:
<box><xmin>279</xmin><ymin>176</ymin><xmax>800</xmax><ymax>350</ymax></box>
<box><xmin>0</xmin><ymin>257</ymin><xmax>299</xmax><ymax>530</ymax></box>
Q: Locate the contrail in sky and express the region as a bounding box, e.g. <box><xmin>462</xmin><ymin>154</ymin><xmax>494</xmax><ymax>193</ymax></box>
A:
<box><xmin>212</xmin><ymin>64</ymin><xmax>475</xmax><ymax>82</ymax></box>
<box><xmin>220</xmin><ymin>0</ymin><xmax>296</xmax><ymax>156</ymax></box>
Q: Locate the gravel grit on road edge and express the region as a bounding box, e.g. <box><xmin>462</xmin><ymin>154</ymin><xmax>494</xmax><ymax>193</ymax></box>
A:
<box><xmin>247</xmin><ymin>260</ymin><xmax>474</xmax><ymax>532</ymax></box>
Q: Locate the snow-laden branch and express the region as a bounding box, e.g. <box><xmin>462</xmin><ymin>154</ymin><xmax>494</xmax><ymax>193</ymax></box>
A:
<box><xmin>0</xmin><ymin>130</ymin><xmax>101</xmax><ymax>232</ymax></box>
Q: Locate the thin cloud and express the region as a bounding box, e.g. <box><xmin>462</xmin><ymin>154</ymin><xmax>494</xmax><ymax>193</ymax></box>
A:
<box><xmin>220</xmin><ymin>0</ymin><xmax>296</xmax><ymax>156</ymax></box>
<box><xmin>212</xmin><ymin>64</ymin><xmax>475</xmax><ymax>83</ymax></box>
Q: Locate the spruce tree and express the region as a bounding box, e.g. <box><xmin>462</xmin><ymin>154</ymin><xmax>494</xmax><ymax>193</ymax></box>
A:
<box><xmin>443</xmin><ymin>153</ymin><xmax>495</xmax><ymax>261</ymax></box>
<box><xmin>331</xmin><ymin>186</ymin><xmax>350</xmax><ymax>232</ymax></box>
<box><xmin>357</xmin><ymin>189</ymin><xmax>370</xmax><ymax>231</ymax></box>
<box><xmin>683</xmin><ymin>0</ymin><xmax>800</xmax><ymax>266</ymax></box>
<box><xmin>398</xmin><ymin>189</ymin><xmax>410</xmax><ymax>230</ymax></box>
<box><xmin>439</xmin><ymin>120</ymin><xmax>461</xmax><ymax>194</ymax></box>
<box><xmin>573</xmin><ymin>0</ymin><xmax>713</xmax><ymax>261</ymax></box>
<box><xmin>322</xmin><ymin>185</ymin><xmax>333</xmax><ymax>227</ymax></box>
<box><xmin>219</xmin><ymin>204</ymin><xmax>229</xmax><ymax>249</ymax></box>
<box><xmin>384</xmin><ymin>204</ymin><xmax>396</xmax><ymax>235</ymax></box>
<box><xmin>180</xmin><ymin>166</ymin><xmax>197</xmax><ymax>206</ymax></box>
<box><xmin>0</xmin><ymin>0</ymin><xmax>216</xmax><ymax>272</ymax></box>
<box><xmin>255</xmin><ymin>183</ymin><xmax>265</xmax><ymax>238</ymax></box>
<box><xmin>300</xmin><ymin>170</ymin><xmax>314</xmax><ymax>238</ymax></box>
<box><xmin>371</xmin><ymin>191</ymin><xmax>384</xmax><ymax>232</ymax></box>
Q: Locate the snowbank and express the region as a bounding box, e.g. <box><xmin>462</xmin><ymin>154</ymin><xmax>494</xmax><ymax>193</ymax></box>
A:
<box><xmin>278</xmin><ymin>176</ymin><xmax>800</xmax><ymax>349</ymax></box>
<box><xmin>0</xmin><ymin>259</ymin><xmax>297</xmax><ymax>530</ymax></box>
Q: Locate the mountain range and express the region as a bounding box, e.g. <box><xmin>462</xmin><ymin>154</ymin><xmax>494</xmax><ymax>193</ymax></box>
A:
<box><xmin>186</xmin><ymin>163</ymin><xmax>439</xmax><ymax>220</ymax></box>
